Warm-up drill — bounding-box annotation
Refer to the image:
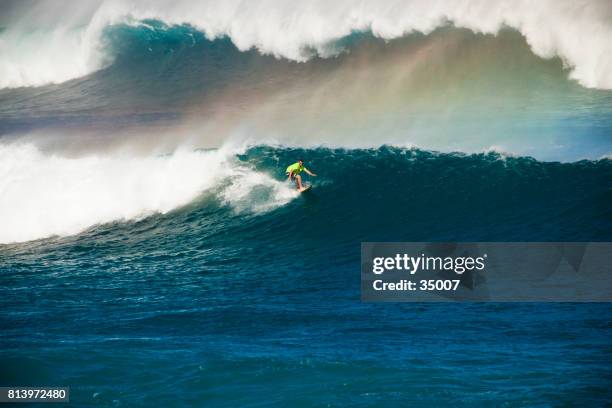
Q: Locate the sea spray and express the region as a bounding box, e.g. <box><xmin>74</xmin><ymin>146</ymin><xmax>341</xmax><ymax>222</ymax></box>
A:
<box><xmin>1</xmin><ymin>0</ymin><xmax>611</xmax><ymax>89</ymax></box>
<box><xmin>0</xmin><ymin>143</ymin><xmax>296</xmax><ymax>243</ymax></box>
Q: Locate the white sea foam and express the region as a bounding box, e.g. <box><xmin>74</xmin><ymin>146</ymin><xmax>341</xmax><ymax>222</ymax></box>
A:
<box><xmin>0</xmin><ymin>143</ymin><xmax>296</xmax><ymax>244</ymax></box>
<box><xmin>0</xmin><ymin>0</ymin><xmax>611</xmax><ymax>89</ymax></box>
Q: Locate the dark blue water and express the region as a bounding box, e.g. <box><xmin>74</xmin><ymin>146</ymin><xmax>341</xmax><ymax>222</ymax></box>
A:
<box><xmin>2</xmin><ymin>147</ymin><xmax>611</xmax><ymax>406</ymax></box>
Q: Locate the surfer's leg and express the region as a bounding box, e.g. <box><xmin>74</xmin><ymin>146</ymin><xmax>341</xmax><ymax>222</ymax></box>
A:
<box><xmin>295</xmin><ymin>174</ymin><xmax>303</xmax><ymax>190</ymax></box>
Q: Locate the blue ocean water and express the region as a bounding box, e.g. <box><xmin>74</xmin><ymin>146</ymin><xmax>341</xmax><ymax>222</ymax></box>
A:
<box><xmin>1</xmin><ymin>148</ymin><xmax>611</xmax><ymax>406</ymax></box>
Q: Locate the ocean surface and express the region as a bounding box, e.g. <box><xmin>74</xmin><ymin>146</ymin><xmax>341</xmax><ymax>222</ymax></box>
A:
<box><xmin>1</xmin><ymin>1</ymin><xmax>612</xmax><ymax>406</ymax></box>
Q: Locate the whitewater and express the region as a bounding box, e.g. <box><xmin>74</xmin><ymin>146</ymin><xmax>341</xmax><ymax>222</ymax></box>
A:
<box><xmin>0</xmin><ymin>143</ymin><xmax>297</xmax><ymax>243</ymax></box>
<box><xmin>1</xmin><ymin>0</ymin><xmax>611</xmax><ymax>89</ymax></box>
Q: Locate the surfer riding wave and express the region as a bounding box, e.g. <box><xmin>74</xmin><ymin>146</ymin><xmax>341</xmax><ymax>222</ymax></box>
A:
<box><xmin>286</xmin><ymin>159</ymin><xmax>317</xmax><ymax>192</ymax></box>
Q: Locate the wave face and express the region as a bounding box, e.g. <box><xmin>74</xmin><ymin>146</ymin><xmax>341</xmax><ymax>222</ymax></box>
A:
<box><xmin>1</xmin><ymin>145</ymin><xmax>610</xmax><ymax>245</ymax></box>
<box><xmin>1</xmin><ymin>0</ymin><xmax>611</xmax><ymax>90</ymax></box>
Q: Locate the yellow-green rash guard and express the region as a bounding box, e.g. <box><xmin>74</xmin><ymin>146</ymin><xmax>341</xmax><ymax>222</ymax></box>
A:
<box><xmin>286</xmin><ymin>162</ymin><xmax>305</xmax><ymax>174</ymax></box>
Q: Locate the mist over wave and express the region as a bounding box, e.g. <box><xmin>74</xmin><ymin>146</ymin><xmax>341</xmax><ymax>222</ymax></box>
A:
<box><xmin>1</xmin><ymin>0</ymin><xmax>611</xmax><ymax>90</ymax></box>
<box><xmin>1</xmin><ymin>23</ymin><xmax>610</xmax><ymax>162</ymax></box>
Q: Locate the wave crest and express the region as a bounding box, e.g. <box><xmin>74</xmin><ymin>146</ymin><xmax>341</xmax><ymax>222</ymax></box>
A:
<box><xmin>0</xmin><ymin>0</ymin><xmax>611</xmax><ymax>89</ymax></box>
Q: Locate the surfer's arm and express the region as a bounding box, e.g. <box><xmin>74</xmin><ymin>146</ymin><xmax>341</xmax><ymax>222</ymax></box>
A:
<box><xmin>304</xmin><ymin>168</ymin><xmax>317</xmax><ymax>176</ymax></box>
<box><xmin>287</xmin><ymin>171</ymin><xmax>294</xmax><ymax>180</ymax></box>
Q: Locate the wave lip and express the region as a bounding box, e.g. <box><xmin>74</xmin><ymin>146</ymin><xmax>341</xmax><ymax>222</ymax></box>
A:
<box><xmin>0</xmin><ymin>0</ymin><xmax>611</xmax><ymax>89</ymax></box>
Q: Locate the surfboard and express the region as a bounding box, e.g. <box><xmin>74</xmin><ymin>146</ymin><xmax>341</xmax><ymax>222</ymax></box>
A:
<box><xmin>299</xmin><ymin>184</ymin><xmax>312</xmax><ymax>193</ymax></box>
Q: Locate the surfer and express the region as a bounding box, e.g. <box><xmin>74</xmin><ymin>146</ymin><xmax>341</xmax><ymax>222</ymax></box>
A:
<box><xmin>286</xmin><ymin>159</ymin><xmax>317</xmax><ymax>191</ymax></box>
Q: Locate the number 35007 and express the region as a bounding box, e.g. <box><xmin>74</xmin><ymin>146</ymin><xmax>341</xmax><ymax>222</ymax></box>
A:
<box><xmin>419</xmin><ymin>280</ymin><xmax>460</xmax><ymax>291</ymax></box>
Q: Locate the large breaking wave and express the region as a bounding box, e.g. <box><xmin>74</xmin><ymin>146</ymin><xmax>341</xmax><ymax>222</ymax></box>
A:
<box><xmin>1</xmin><ymin>144</ymin><xmax>610</xmax><ymax>245</ymax></box>
<box><xmin>1</xmin><ymin>19</ymin><xmax>611</xmax><ymax>162</ymax></box>
<box><xmin>1</xmin><ymin>0</ymin><xmax>611</xmax><ymax>90</ymax></box>
<box><xmin>1</xmin><ymin>1</ymin><xmax>611</xmax><ymax>244</ymax></box>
